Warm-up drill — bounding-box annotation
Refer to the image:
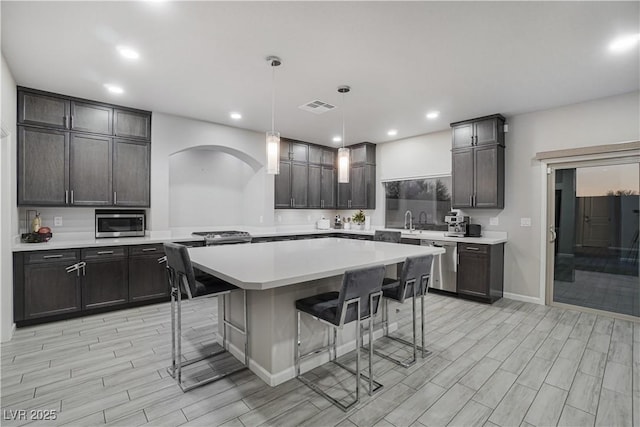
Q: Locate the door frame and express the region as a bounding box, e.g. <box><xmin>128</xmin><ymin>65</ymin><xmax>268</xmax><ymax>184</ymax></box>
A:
<box><xmin>539</xmin><ymin>147</ymin><xmax>640</xmax><ymax>318</ymax></box>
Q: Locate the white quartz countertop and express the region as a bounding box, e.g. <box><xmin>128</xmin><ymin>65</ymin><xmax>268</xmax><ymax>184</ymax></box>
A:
<box><xmin>188</xmin><ymin>237</ymin><xmax>446</xmax><ymax>290</ymax></box>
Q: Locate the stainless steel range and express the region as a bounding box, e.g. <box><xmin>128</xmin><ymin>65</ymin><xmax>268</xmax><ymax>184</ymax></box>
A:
<box><xmin>192</xmin><ymin>231</ymin><xmax>252</xmax><ymax>246</ymax></box>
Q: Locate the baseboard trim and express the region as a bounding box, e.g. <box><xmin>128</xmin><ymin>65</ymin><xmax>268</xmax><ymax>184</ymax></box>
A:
<box><xmin>503</xmin><ymin>292</ymin><xmax>544</xmax><ymax>305</ymax></box>
<box><xmin>1</xmin><ymin>323</ymin><xmax>16</xmax><ymax>343</ymax></box>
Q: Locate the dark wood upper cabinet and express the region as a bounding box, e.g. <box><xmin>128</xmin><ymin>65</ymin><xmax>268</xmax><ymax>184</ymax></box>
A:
<box><xmin>113</xmin><ymin>139</ymin><xmax>150</xmax><ymax>207</ymax></box>
<box><xmin>322</xmin><ymin>149</ymin><xmax>335</xmax><ymax>167</ymax></box>
<box><xmin>309</xmin><ymin>145</ymin><xmax>322</xmax><ymax>164</ymax></box>
<box><xmin>69</xmin><ymin>134</ymin><xmax>113</xmax><ymax>206</ymax></box>
<box><xmin>290</xmin><ymin>142</ymin><xmax>308</xmax><ymax>163</ymax></box>
<box><xmin>337</xmin><ymin>143</ymin><xmax>376</xmax><ymax>209</ymax></box>
<box><xmin>308</xmin><ymin>164</ymin><xmax>322</xmax><ymax>208</ymax></box>
<box><xmin>274</xmin><ymin>161</ymin><xmax>292</xmax><ymax>208</ymax></box>
<box><xmin>451</xmin><ymin>115</ymin><xmax>505</xmax><ymax>209</ymax></box>
<box><xmin>18</xmin><ymin>126</ymin><xmax>69</xmax><ymax>206</ymax></box>
<box><xmin>18</xmin><ymin>90</ymin><xmax>69</xmax><ymax>129</ymax></box>
<box><xmin>70</xmin><ymin>101</ymin><xmax>113</xmax><ymax>135</ymax></box>
<box><xmin>114</xmin><ymin>109</ymin><xmax>151</xmax><ymax>141</ymax></box>
<box><xmin>279</xmin><ymin>139</ymin><xmax>291</xmax><ymax>160</ymax></box>
<box><xmin>291</xmin><ymin>163</ymin><xmax>308</xmax><ymax>208</ymax></box>
<box><xmin>321</xmin><ymin>166</ymin><xmax>336</xmax><ymax>208</ymax></box>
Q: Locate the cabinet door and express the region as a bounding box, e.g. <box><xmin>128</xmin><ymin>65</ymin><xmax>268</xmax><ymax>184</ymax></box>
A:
<box><xmin>18</xmin><ymin>127</ymin><xmax>69</xmax><ymax>206</ymax></box>
<box><xmin>129</xmin><ymin>255</ymin><xmax>168</xmax><ymax>302</ymax></box>
<box><xmin>474</xmin><ymin>145</ymin><xmax>504</xmax><ymax>208</ymax></box>
<box><xmin>18</xmin><ymin>91</ymin><xmax>69</xmax><ymax>129</ymax></box>
<box><xmin>308</xmin><ymin>164</ymin><xmax>322</xmax><ymax>208</ymax></box>
<box><xmin>451</xmin><ymin>148</ymin><xmax>474</xmax><ymax>208</ymax></box>
<box><xmin>24</xmin><ymin>262</ymin><xmax>81</xmax><ymax>319</ymax></box>
<box><xmin>350</xmin><ymin>164</ymin><xmax>366</xmax><ymax>208</ymax></box>
<box><xmin>113</xmin><ymin>140</ymin><xmax>150</xmax><ymax>206</ymax></box>
<box><xmin>274</xmin><ymin>161</ymin><xmax>292</xmax><ymax>208</ymax></box>
<box><xmin>452</xmin><ymin>123</ymin><xmax>474</xmax><ymax>148</ymax></box>
<box><xmin>308</xmin><ymin>145</ymin><xmax>322</xmax><ymax>164</ymax></box>
<box><xmin>322</xmin><ymin>149</ymin><xmax>335</xmax><ymax>167</ymax></box>
<box><xmin>69</xmin><ymin>134</ymin><xmax>112</xmax><ymax>205</ymax></box>
<box><xmin>291</xmin><ymin>163</ymin><xmax>308</xmax><ymax>208</ymax></box>
<box><xmin>350</xmin><ymin>145</ymin><xmax>367</xmax><ymax>164</ymax></box>
<box><xmin>70</xmin><ymin>101</ymin><xmax>113</xmax><ymax>135</ymax></box>
<box><xmin>114</xmin><ymin>109</ymin><xmax>151</xmax><ymax>140</ymax></box>
<box><xmin>82</xmin><ymin>259</ymin><xmax>128</xmax><ymax>310</ymax></box>
<box><xmin>337</xmin><ymin>181</ymin><xmax>351</xmax><ymax>209</ymax></box>
<box><xmin>290</xmin><ymin>143</ymin><xmax>308</xmax><ymax>163</ymax></box>
<box><xmin>321</xmin><ymin>167</ymin><xmax>336</xmax><ymax>208</ymax></box>
<box><xmin>279</xmin><ymin>140</ymin><xmax>291</xmax><ymax>160</ymax></box>
<box><xmin>456</xmin><ymin>252</ymin><xmax>489</xmax><ymax>298</ymax></box>
<box><xmin>474</xmin><ymin>118</ymin><xmax>499</xmax><ymax>146</ymax></box>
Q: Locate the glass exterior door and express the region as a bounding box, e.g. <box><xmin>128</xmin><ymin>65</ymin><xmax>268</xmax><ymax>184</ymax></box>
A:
<box><xmin>550</xmin><ymin>163</ymin><xmax>639</xmax><ymax>317</ymax></box>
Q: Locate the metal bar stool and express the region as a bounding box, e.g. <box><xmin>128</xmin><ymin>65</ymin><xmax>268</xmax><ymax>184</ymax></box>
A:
<box><xmin>374</xmin><ymin>230</ymin><xmax>402</xmax><ymax>243</ymax></box>
<box><xmin>163</xmin><ymin>242</ymin><xmax>248</xmax><ymax>392</ymax></box>
<box><xmin>376</xmin><ymin>254</ymin><xmax>433</xmax><ymax>368</ymax></box>
<box><xmin>294</xmin><ymin>265</ymin><xmax>386</xmax><ymax>411</ymax></box>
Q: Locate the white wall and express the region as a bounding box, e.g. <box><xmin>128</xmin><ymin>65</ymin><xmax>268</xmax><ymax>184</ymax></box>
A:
<box><xmin>1</xmin><ymin>53</ymin><xmax>17</xmax><ymax>342</ymax></box>
<box><xmin>374</xmin><ymin>91</ymin><xmax>640</xmax><ymax>301</ymax></box>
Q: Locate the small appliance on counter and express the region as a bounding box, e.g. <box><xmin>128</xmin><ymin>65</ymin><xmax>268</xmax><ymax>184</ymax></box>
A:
<box><xmin>444</xmin><ymin>211</ymin><xmax>469</xmax><ymax>237</ymax></box>
<box><xmin>316</xmin><ymin>217</ymin><xmax>330</xmax><ymax>230</ymax></box>
<box><xmin>334</xmin><ymin>215</ymin><xmax>342</xmax><ymax>229</ymax></box>
<box><xmin>468</xmin><ymin>223</ymin><xmax>482</xmax><ymax>237</ymax></box>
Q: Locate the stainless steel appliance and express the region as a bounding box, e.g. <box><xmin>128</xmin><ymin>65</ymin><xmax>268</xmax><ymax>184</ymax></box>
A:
<box><xmin>421</xmin><ymin>240</ymin><xmax>457</xmax><ymax>293</ymax></box>
<box><xmin>95</xmin><ymin>210</ymin><xmax>145</xmax><ymax>238</ymax></box>
<box><xmin>192</xmin><ymin>231</ymin><xmax>252</xmax><ymax>246</ymax></box>
<box><xmin>444</xmin><ymin>212</ymin><xmax>469</xmax><ymax>237</ymax></box>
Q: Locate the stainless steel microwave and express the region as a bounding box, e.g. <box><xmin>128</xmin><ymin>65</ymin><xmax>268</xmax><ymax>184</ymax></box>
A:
<box><xmin>95</xmin><ymin>210</ymin><xmax>145</xmax><ymax>238</ymax></box>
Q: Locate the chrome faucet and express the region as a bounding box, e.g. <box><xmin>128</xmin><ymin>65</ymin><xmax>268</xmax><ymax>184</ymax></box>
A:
<box><xmin>404</xmin><ymin>210</ymin><xmax>414</xmax><ymax>232</ymax></box>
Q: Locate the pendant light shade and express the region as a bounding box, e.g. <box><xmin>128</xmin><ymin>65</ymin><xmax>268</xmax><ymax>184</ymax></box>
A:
<box><xmin>266</xmin><ymin>56</ymin><xmax>282</xmax><ymax>175</ymax></box>
<box><xmin>337</xmin><ymin>85</ymin><xmax>350</xmax><ymax>184</ymax></box>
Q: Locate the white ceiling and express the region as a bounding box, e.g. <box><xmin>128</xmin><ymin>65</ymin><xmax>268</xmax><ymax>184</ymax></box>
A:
<box><xmin>2</xmin><ymin>1</ymin><xmax>638</xmax><ymax>146</ymax></box>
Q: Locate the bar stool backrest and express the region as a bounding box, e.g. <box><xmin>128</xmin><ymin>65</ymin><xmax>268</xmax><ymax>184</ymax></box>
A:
<box><xmin>164</xmin><ymin>243</ymin><xmax>197</xmax><ymax>299</ymax></box>
<box><xmin>336</xmin><ymin>265</ymin><xmax>386</xmax><ymax>325</ymax></box>
<box><xmin>396</xmin><ymin>254</ymin><xmax>433</xmax><ymax>302</ymax></box>
<box><xmin>374</xmin><ymin>230</ymin><xmax>401</xmax><ymax>243</ymax></box>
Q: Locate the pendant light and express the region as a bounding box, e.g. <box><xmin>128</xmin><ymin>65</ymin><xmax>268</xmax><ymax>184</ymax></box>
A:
<box><xmin>266</xmin><ymin>56</ymin><xmax>282</xmax><ymax>175</ymax></box>
<box><xmin>337</xmin><ymin>85</ymin><xmax>350</xmax><ymax>183</ymax></box>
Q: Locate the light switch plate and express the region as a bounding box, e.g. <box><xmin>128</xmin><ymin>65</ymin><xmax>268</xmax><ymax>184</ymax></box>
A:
<box><xmin>54</xmin><ymin>216</ymin><xmax>63</xmax><ymax>226</ymax></box>
<box><xmin>490</xmin><ymin>217</ymin><xmax>499</xmax><ymax>226</ymax></box>
<box><xmin>520</xmin><ymin>217</ymin><xmax>532</xmax><ymax>227</ymax></box>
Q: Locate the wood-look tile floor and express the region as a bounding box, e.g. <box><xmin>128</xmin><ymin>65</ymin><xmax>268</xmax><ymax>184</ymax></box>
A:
<box><xmin>1</xmin><ymin>294</ymin><xmax>638</xmax><ymax>427</ymax></box>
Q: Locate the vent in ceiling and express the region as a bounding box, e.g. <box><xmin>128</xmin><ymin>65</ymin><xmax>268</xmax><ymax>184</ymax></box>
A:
<box><xmin>298</xmin><ymin>100</ymin><xmax>336</xmax><ymax>114</ymax></box>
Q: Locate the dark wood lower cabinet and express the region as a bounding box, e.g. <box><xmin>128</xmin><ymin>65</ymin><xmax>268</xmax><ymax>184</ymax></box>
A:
<box><xmin>129</xmin><ymin>254</ymin><xmax>168</xmax><ymax>302</ymax></box>
<box><xmin>23</xmin><ymin>260</ymin><xmax>82</xmax><ymax>319</ymax></box>
<box><xmin>456</xmin><ymin>242</ymin><xmax>504</xmax><ymax>303</ymax></box>
<box><xmin>82</xmin><ymin>258</ymin><xmax>128</xmax><ymax>310</ymax></box>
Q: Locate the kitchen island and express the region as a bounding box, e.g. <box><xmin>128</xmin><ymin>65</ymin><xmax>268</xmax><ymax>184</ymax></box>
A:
<box><xmin>188</xmin><ymin>237</ymin><xmax>445</xmax><ymax>386</ymax></box>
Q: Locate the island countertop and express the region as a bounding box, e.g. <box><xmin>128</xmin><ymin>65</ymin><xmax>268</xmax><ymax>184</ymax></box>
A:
<box><xmin>188</xmin><ymin>237</ymin><xmax>445</xmax><ymax>290</ymax></box>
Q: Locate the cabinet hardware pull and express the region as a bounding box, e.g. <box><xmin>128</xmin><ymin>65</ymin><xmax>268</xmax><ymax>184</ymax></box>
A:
<box><xmin>63</xmin><ymin>116</ymin><xmax>67</xmax><ymax>128</ymax></box>
<box><xmin>549</xmin><ymin>226</ymin><xmax>557</xmax><ymax>243</ymax></box>
<box><xmin>142</xmin><ymin>248</ymin><xmax>157</xmax><ymax>252</ymax></box>
<box><xmin>44</xmin><ymin>254</ymin><xmax>64</xmax><ymax>259</ymax></box>
<box><xmin>65</xmin><ymin>263</ymin><xmax>79</xmax><ymax>273</ymax></box>
<box><xmin>71</xmin><ymin>190</ymin><xmax>74</xmax><ymax>204</ymax></box>
<box><xmin>97</xmin><ymin>251</ymin><xmax>114</xmax><ymax>255</ymax></box>
<box><xmin>70</xmin><ymin>115</ymin><xmax>73</xmax><ymax>128</ymax></box>
<box><xmin>79</xmin><ymin>261</ymin><xmax>86</xmax><ymax>276</ymax></box>
<box><xmin>466</xmin><ymin>247</ymin><xmax>479</xmax><ymax>251</ymax></box>
<box><xmin>158</xmin><ymin>256</ymin><xmax>167</xmax><ymax>264</ymax></box>
<box><xmin>65</xmin><ymin>190</ymin><xmax>69</xmax><ymax>204</ymax></box>
<box><xmin>469</xmin><ymin>195</ymin><xmax>472</xmax><ymax>206</ymax></box>
<box><xmin>292</xmin><ymin>198</ymin><xmax>295</xmax><ymax>207</ymax></box>
<box><xmin>114</xmin><ymin>192</ymin><xmax>117</xmax><ymax>205</ymax></box>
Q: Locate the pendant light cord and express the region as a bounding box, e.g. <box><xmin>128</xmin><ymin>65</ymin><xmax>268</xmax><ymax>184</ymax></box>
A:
<box><xmin>271</xmin><ymin>64</ymin><xmax>276</xmax><ymax>133</ymax></box>
<box><xmin>341</xmin><ymin>91</ymin><xmax>346</xmax><ymax>148</ymax></box>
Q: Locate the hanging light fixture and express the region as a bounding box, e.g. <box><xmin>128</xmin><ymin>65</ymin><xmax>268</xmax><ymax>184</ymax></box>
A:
<box><xmin>337</xmin><ymin>85</ymin><xmax>350</xmax><ymax>183</ymax></box>
<box><xmin>266</xmin><ymin>56</ymin><xmax>282</xmax><ymax>175</ymax></box>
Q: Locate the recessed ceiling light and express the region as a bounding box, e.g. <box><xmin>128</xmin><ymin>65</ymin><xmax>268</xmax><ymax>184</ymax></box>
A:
<box><xmin>104</xmin><ymin>84</ymin><xmax>124</xmax><ymax>95</ymax></box>
<box><xmin>230</xmin><ymin>112</ymin><xmax>242</xmax><ymax>120</ymax></box>
<box><xmin>387</xmin><ymin>129</ymin><xmax>398</xmax><ymax>137</ymax></box>
<box><xmin>426</xmin><ymin>111</ymin><xmax>440</xmax><ymax>119</ymax></box>
<box><xmin>609</xmin><ymin>34</ymin><xmax>640</xmax><ymax>53</ymax></box>
<box><xmin>117</xmin><ymin>46</ymin><xmax>140</xmax><ymax>60</ymax></box>
<box><xmin>332</xmin><ymin>136</ymin><xmax>342</xmax><ymax>143</ymax></box>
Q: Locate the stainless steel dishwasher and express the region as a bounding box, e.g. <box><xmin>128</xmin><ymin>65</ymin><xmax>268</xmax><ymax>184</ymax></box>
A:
<box><xmin>421</xmin><ymin>240</ymin><xmax>458</xmax><ymax>293</ymax></box>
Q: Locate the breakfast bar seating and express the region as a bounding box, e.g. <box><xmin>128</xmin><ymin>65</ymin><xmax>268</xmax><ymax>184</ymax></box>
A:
<box><xmin>163</xmin><ymin>242</ymin><xmax>249</xmax><ymax>392</ymax></box>
<box><xmin>294</xmin><ymin>264</ymin><xmax>386</xmax><ymax>411</ymax></box>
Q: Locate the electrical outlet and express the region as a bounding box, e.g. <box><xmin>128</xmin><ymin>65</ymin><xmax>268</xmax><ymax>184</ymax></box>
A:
<box><xmin>54</xmin><ymin>216</ymin><xmax>63</xmax><ymax>227</ymax></box>
<box><xmin>490</xmin><ymin>217</ymin><xmax>499</xmax><ymax>226</ymax></box>
<box><xmin>520</xmin><ymin>217</ymin><xmax>532</xmax><ymax>227</ymax></box>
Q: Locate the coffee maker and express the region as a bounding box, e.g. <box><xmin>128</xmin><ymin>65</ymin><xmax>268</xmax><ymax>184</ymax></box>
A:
<box><xmin>444</xmin><ymin>212</ymin><xmax>470</xmax><ymax>237</ymax></box>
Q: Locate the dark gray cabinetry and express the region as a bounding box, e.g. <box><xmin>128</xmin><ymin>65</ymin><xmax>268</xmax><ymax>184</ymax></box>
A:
<box><xmin>18</xmin><ymin>91</ymin><xmax>69</xmax><ymax>129</ymax></box>
<box><xmin>114</xmin><ymin>109</ymin><xmax>151</xmax><ymax>140</ymax></box>
<box><xmin>113</xmin><ymin>139</ymin><xmax>150</xmax><ymax>206</ymax></box>
<box><xmin>338</xmin><ymin>143</ymin><xmax>376</xmax><ymax>209</ymax></box>
<box><xmin>451</xmin><ymin>115</ymin><xmax>505</xmax><ymax>209</ymax></box>
<box><xmin>291</xmin><ymin>163</ymin><xmax>308</xmax><ymax>208</ymax></box>
<box><xmin>275</xmin><ymin>161</ymin><xmax>292</xmax><ymax>208</ymax></box>
<box><xmin>81</xmin><ymin>247</ymin><xmax>128</xmax><ymax>310</ymax></box>
<box><xmin>21</xmin><ymin>250</ymin><xmax>81</xmax><ymax>320</ymax></box>
<box><xmin>309</xmin><ymin>164</ymin><xmax>336</xmax><ymax>209</ymax></box>
<box><xmin>69</xmin><ymin>134</ymin><xmax>113</xmax><ymax>205</ymax></box>
<box><xmin>129</xmin><ymin>244</ymin><xmax>167</xmax><ymax>302</ymax></box>
<box><xmin>308</xmin><ymin>165</ymin><xmax>322</xmax><ymax>208</ymax></box>
<box><xmin>70</xmin><ymin>101</ymin><xmax>113</xmax><ymax>135</ymax></box>
<box><xmin>17</xmin><ymin>87</ymin><xmax>151</xmax><ymax>207</ymax></box>
<box><xmin>456</xmin><ymin>243</ymin><xmax>504</xmax><ymax>303</ymax></box>
<box><xmin>17</xmin><ymin>127</ymin><xmax>69</xmax><ymax>206</ymax></box>
<box><xmin>275</xmin><ymin>139</ymin><xmax>324</xmax><ymax>209</ymax></box>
